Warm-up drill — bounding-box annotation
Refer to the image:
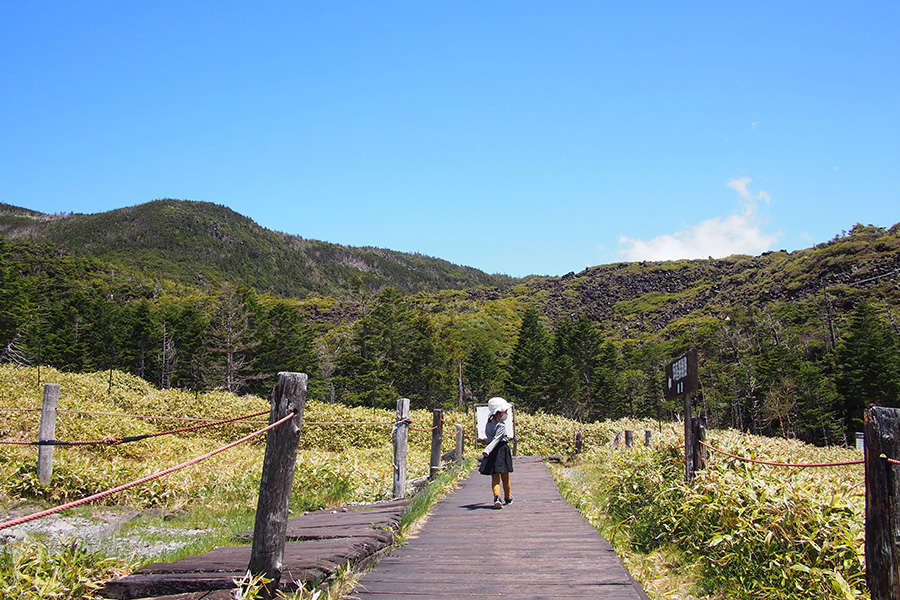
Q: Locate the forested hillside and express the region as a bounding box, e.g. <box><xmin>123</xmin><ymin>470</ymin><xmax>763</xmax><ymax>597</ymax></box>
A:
<box><xmin>2</xmin><ymin>199</ymin><xmax>899</xmax><ymax>449</ymax></box>
<box><xmin>0</xmin><ymin>200</ymin><xmax>516</xmax><ymax>297</ymax></box>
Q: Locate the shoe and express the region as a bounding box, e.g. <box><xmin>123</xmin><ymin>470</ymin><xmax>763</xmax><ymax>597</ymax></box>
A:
<box><xmin>504</xmin><ymin>497</ymin><xmax>513</xmax><ymax>505</ymax></box>
<box><xmin>493</xmin><ymin>496</ymin><xmax>503</xmax><ymax>509</ymax></box>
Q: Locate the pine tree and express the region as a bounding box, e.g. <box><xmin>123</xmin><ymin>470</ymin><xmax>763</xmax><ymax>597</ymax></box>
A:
<box><xmin>834</xmin><ymin>302</ymin><xmax>900</xmax><ymax>440</ymax></box>
<box><xmin>465</xmin><ymin>338</ymin><xmax>501</xmax><ymax>404</ymax></box>
<box><xmin>503</xmin><ymin>306</ymin><xmax>551</xmax><ymax>412</ymax></box>
<box><xmin>205</xmin><ymin>283</ymin><xmax>259</xmax><ymax>393</ymax></box>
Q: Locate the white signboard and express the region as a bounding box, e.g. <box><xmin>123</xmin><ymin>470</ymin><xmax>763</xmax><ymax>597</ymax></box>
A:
<box><xmin>474</xmin><ymin>404</ymin><xmax>515</xmax><ymax>443</ymax></box>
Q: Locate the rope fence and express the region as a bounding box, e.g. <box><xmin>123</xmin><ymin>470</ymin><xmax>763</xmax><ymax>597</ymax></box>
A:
<box><xmin>0</xmin><ymin>415</ymin><xmax>432</xmax><ymax>448</ymax></box>
<box><xmin>0</xmin><ymin>409</ymin><xmax>271</xmax><ymax>447</ymax></box>
<box><xmin>698</xmin><ymin>439</ymin><xmax>865</xmax><ymax>468</ymax></box>
<box><xmin>0</xmin><ymin>411</ymin><xmax>296</xmax><ymax>531</ymax></box>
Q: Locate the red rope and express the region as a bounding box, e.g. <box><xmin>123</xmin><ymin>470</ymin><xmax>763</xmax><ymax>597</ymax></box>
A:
<box><xmin>699</xmin><ymin>439</ymin><xmax>864</xmax><ymax>468</ymax></box>
<box><xmin>0</xmin><ymin>412</ymin><xmax>296</xmax><ymax>531</ymax></box>
<box><xmin>304</xmin><ymin>421</ymin><xmax>393</xmax><ymax>426</ymax></box>
<box><xmin>5</xmin><ymin>409</ymin><xmax>272</xmax><ymax>447</ymax></box>
<box><xmin>59</xmin><ymin>409</ymin><xmax>269</xmax><ymax>423</ymax></box>
<box><xmin>885</xmin><ymin>456</ymin><xmax>900</xmax><ymax>466</ymax></box>
<box><xmin>0</xmin><ymin>417</ymin><xmax>432</xmax><ymax>446</ymax></box>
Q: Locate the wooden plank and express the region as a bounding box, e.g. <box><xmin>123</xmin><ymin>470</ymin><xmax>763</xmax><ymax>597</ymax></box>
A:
<box><xmin>137</xmin><ymin>537</ymin><xmax>390</xmax><ymax>574</ymax></box>
<box><xmin>346</xmin><ymin>459</ymin><xmax>649</xmax><ymax>600</ymax></box>
<box><xmin>233</xmin><ymin>502</ymin><xmax>407</xmax><ymax>542</ymax></box>
<box><xmin>101</xmin><ymin>500</ymin><xmax>408</xmax><ymax>599</ymax></box>
<box><xmin>141</xmin><ymin>592</ymin><xmax>235</xmax><ymax>600</ymax></box>
<box><xmin>101</xmin><ymin>535</ymin><xmax>391</xmax><ymax>599</ymax></box>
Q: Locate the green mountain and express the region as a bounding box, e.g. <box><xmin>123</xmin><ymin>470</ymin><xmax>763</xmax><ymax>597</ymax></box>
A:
<box><xmin>0</xmin><ymin>199</ymin><xmax>517</xmax><ymax>298</ymax></box>
<box><xmin>2</xmin><ymin>199</ymin><xmax>899</xmax><ymax>445</ymax></box>
<box><xmin>521</xmin><ymin>222</ymin><xmax>900</xmax><ymax>337</ymax></box>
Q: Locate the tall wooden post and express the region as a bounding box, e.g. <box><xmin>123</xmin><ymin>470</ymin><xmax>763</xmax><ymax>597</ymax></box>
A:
<box><xmin>457</xmin><ymin>358</ymin><xmax>464</xmax><ymax>407</ymax></box>
<box><xmin>644</xmin><ymin>430</ymin><xmax>652</xmax><ymax>447</ymax></box>
<box><xmin>625</xmin><ymin>430</ymin><xmax>633</xmax><ymax>448</ymax></box>
<box><xmin>248</xmin><ymin>373</ymin><xmax>307</xmax><ymax>599</ymax></box>
<box><xmin>393</xmin><ymin>398</ymin><xmax>410</xmax><ymax>499</ymax></box>
<box><xmin>37</xmin><ymin>383</ymin><xmax>60</xmax><ymax>485</ymax></box>
<box><xmin>429</xmin><ymin>409</ymin><xmax>443</xmax><ymax>480</ymax></box>
<box><xmin>454</xmin><ymin>424</ymin><xmax>464</xmax><ymax>464</ymax></box>
<box><xmin>865</xmin><ymin>406</ymin><xmax>900</xmax><ymax>599</ymax></box>
<box><xmin>684</xmin><ymin>392</ymin><xmax>694</xmax><ymax>481</ymax></box>
<box><xmin>575</xmin><ymin>431</ymin><xmax>583</xmax><ymax>455</ymax></box>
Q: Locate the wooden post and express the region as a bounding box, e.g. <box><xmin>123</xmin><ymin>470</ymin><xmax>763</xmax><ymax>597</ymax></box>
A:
<box><xmin>644</xmin><ymin>430</ymin><xmax>652</xmax><ymax>447</ymax></box>
<box><xmin>393</xmin><ymin>398</ymin><xmax>410</xmax><ymax>499</ymax></box>
<box><xmin>429</xmin><ymin>409</ymin><xmax>443</xmax><ymax>480</ymax></box>
<box><xmin>625</xmin><ymin>430</ymin><xmax>633</xmax><ymax>448</ymax></box>
<box><xmin>865</xmin><ymin>406</ymin><xmax>900</xmax><ymax>599</ymax></box>
<box><xmin>457</xmin><ymin>358</ymin><xmax>464</xmax><ymax>408</ymax></box>
<box><xmin>692</xmin><ymin>419</ymin><xmax>707</xmax><ymax>473</ymax></box>
<box><xmin>248</xmin><ymin>373</ymin><xmax>307</xmax><ymax>599</ymax></box>
<box><xmin>684</xmin><ymin>392</ymin><xmax>694</xmax><ymax>480</ymax></box>
<box><xmin>613</xmin><ymin>432</ymin><xmax>621</xmax><ymax>447</ymax></box>
<box><xmin>575</xmin><ymin>431</ymin><xmax>583</xmax><ymax>455</ymax></box>
<box><xmin>455</xmin><ymin>424</ymin><xmax>464</xmax><ymax>464</ymax></box>
<box><xmin>37</xmin><ymin>383</ymin><xmax>60</xmax><ymax>485</ymax></box>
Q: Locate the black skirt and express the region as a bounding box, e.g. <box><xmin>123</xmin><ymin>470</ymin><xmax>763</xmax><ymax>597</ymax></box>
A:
<box><xmin>479</xmin><ymin>441</ymin><xmax>514</xmax><ymax>475</ymax></box>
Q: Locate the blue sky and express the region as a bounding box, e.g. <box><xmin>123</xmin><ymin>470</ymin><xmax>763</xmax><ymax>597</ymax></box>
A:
<box><xmin>1</xmin><ymin>2</ymin><xmax>898</xmax><ymax>277</ymax></box>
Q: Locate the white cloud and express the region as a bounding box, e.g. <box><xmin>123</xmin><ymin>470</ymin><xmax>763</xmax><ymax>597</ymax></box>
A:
<box><xmin>618</xmin><ymin>179</ymin><xmax>781</xmax><ymax>262</ymax></box>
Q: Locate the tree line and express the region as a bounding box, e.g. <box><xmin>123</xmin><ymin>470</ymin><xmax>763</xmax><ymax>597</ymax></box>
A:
<box><xmin>2</xmin><ymin>237</ymin><xmax>899</xmax><ymax>446</ymax></box>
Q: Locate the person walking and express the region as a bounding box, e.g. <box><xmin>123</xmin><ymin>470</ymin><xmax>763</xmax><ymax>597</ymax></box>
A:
<box><xmin>479</xmin><ymin>396</ymin><xmax>514</xmax><ymax>509</ymax></box>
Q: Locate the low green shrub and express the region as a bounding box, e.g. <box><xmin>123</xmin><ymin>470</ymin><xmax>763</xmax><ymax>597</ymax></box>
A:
<box><xmin>0</xmin><ymin>539</ymin><xmax>133</xmax><ymax>600</ymax></box>
<box><xmin>559</xmin><ymin>430</ymin><xmax>865</xmax><ymax>600</ymax></box>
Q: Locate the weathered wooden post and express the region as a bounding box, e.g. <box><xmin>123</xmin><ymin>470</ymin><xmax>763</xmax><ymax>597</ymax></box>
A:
<box><xmin>37</xmin><ymin>383</ymin><xmax>61</xmax><ymax>485</ymax></box>
<box><xmin>429</xmin><ymin>409</ymin><xmax>443</xmax><ymax>480</ymax></box>
<box><xmin>455</xmin><ymin>424</ymin><xmax>464</xmax><ymax>464</ymax></box>
<box><xmin>575</xmin><ymin>431</ymin><xmax>583</xmax><ymax>455</ymax></box>
<box><xmin>865</xmin><ymin>406</ymin><xmax>900</xmax><ymax>599</ymax></box>
<box><xmin>684</xmin><ymin>393</ymin><xmax>695</xmax><ymax>480</ymax></box>
<box><xmin>692</xmin><ymin>419</ymin><xmax>707</xmax><ymax>474</ymax></box>
<box><xmin>392</xmin><ymin>398</ymin><xmax>410</xmax><ymax>498</ymax></box>
<box><xmin>248</xmin><ymin>372</ymin><xmax>307</xmax><ymax>599</ymax></box>
<box><xmin>625</xmin><ymin>430</ymin><xmax>634</xmax><ymax>448</ymax></box>
<box><xmin>644</xmin><ymin>430</ymin><xmax>652</xmax><ymax>447</ymax></box>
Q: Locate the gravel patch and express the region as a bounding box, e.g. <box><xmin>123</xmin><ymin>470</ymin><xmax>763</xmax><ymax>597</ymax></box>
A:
<box><xmin>1</xmin><ymin>504</ymin><xmax>209</xmax><ymax>559</ymax></box>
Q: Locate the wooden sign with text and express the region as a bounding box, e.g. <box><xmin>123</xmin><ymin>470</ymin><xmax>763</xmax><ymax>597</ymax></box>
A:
<box><xmin>665</xmin><ymin>348</ymin><xmax>698</xmax><ymax>400</ymax></box>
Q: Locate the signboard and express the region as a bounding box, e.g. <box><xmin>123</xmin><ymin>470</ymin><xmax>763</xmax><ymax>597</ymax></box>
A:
<box><xmin>665</xmin><ymin>348</ymin><xmax>698</xmax><ymax>400</ymax></box>
<box><xmin>474</xmin><ymin>403</ymin><xmax>516</xmax><ymax>443</ymax></box>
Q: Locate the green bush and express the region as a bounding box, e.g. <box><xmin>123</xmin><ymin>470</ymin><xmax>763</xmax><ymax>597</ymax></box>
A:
<box><xmin>559</xmin><ymin>430</ymin><xmax>865</xmax><ymax>600</ymax></box>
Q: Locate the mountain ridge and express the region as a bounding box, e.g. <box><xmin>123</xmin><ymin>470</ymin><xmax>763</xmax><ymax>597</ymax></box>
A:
<box><xmin>2</xmin><ymin>200</ymin><xmax>899</xmax><ymax>338</ymax></box>
<box><xmin>0</xmin><ymin>199</ymin><xmax>518</xmax><ymax>298</ymax></box>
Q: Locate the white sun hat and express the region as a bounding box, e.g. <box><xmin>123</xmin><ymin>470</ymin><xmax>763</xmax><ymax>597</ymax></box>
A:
<box><xmin>487</xmin><ymin>397</ymin><xmax>511</xmax><ymax>416</ymax></box>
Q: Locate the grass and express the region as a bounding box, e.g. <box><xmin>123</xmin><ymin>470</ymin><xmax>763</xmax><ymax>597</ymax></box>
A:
<box><xmin>553</xmin><ymin>424</ymin><xmax>866</xmax><ymax>600</ymax></box>
<box><xmin>0</xmin><ymin>365</ymin><xmax>872</xmax><ymax>599</ymax></box>
<box><xmin>0</xmin><ymin>365</ymin><xmax>474</xmax><ymax>598</ymax></box>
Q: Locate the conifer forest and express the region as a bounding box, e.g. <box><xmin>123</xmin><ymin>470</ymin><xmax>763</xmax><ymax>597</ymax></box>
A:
<box><xmin>2</xmin><ymin>200</ymin><xmax>899</xmax><ymax>447</ymax></box>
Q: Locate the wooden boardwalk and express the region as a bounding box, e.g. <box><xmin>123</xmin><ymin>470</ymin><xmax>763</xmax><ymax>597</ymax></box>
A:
<box><xmin>345</xmin><ymin>457</ymin><xmax>649</xmax><ymax>600</ymax></box>
<box><xmin>99</xmin><ymin>458</ymin><xmax>647</xmax><ymax>599</ymax></box>
<box><xmin>100</xmin><ymin>500</ymin><xmax>409</xmax><ymax>599</ymax></box>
